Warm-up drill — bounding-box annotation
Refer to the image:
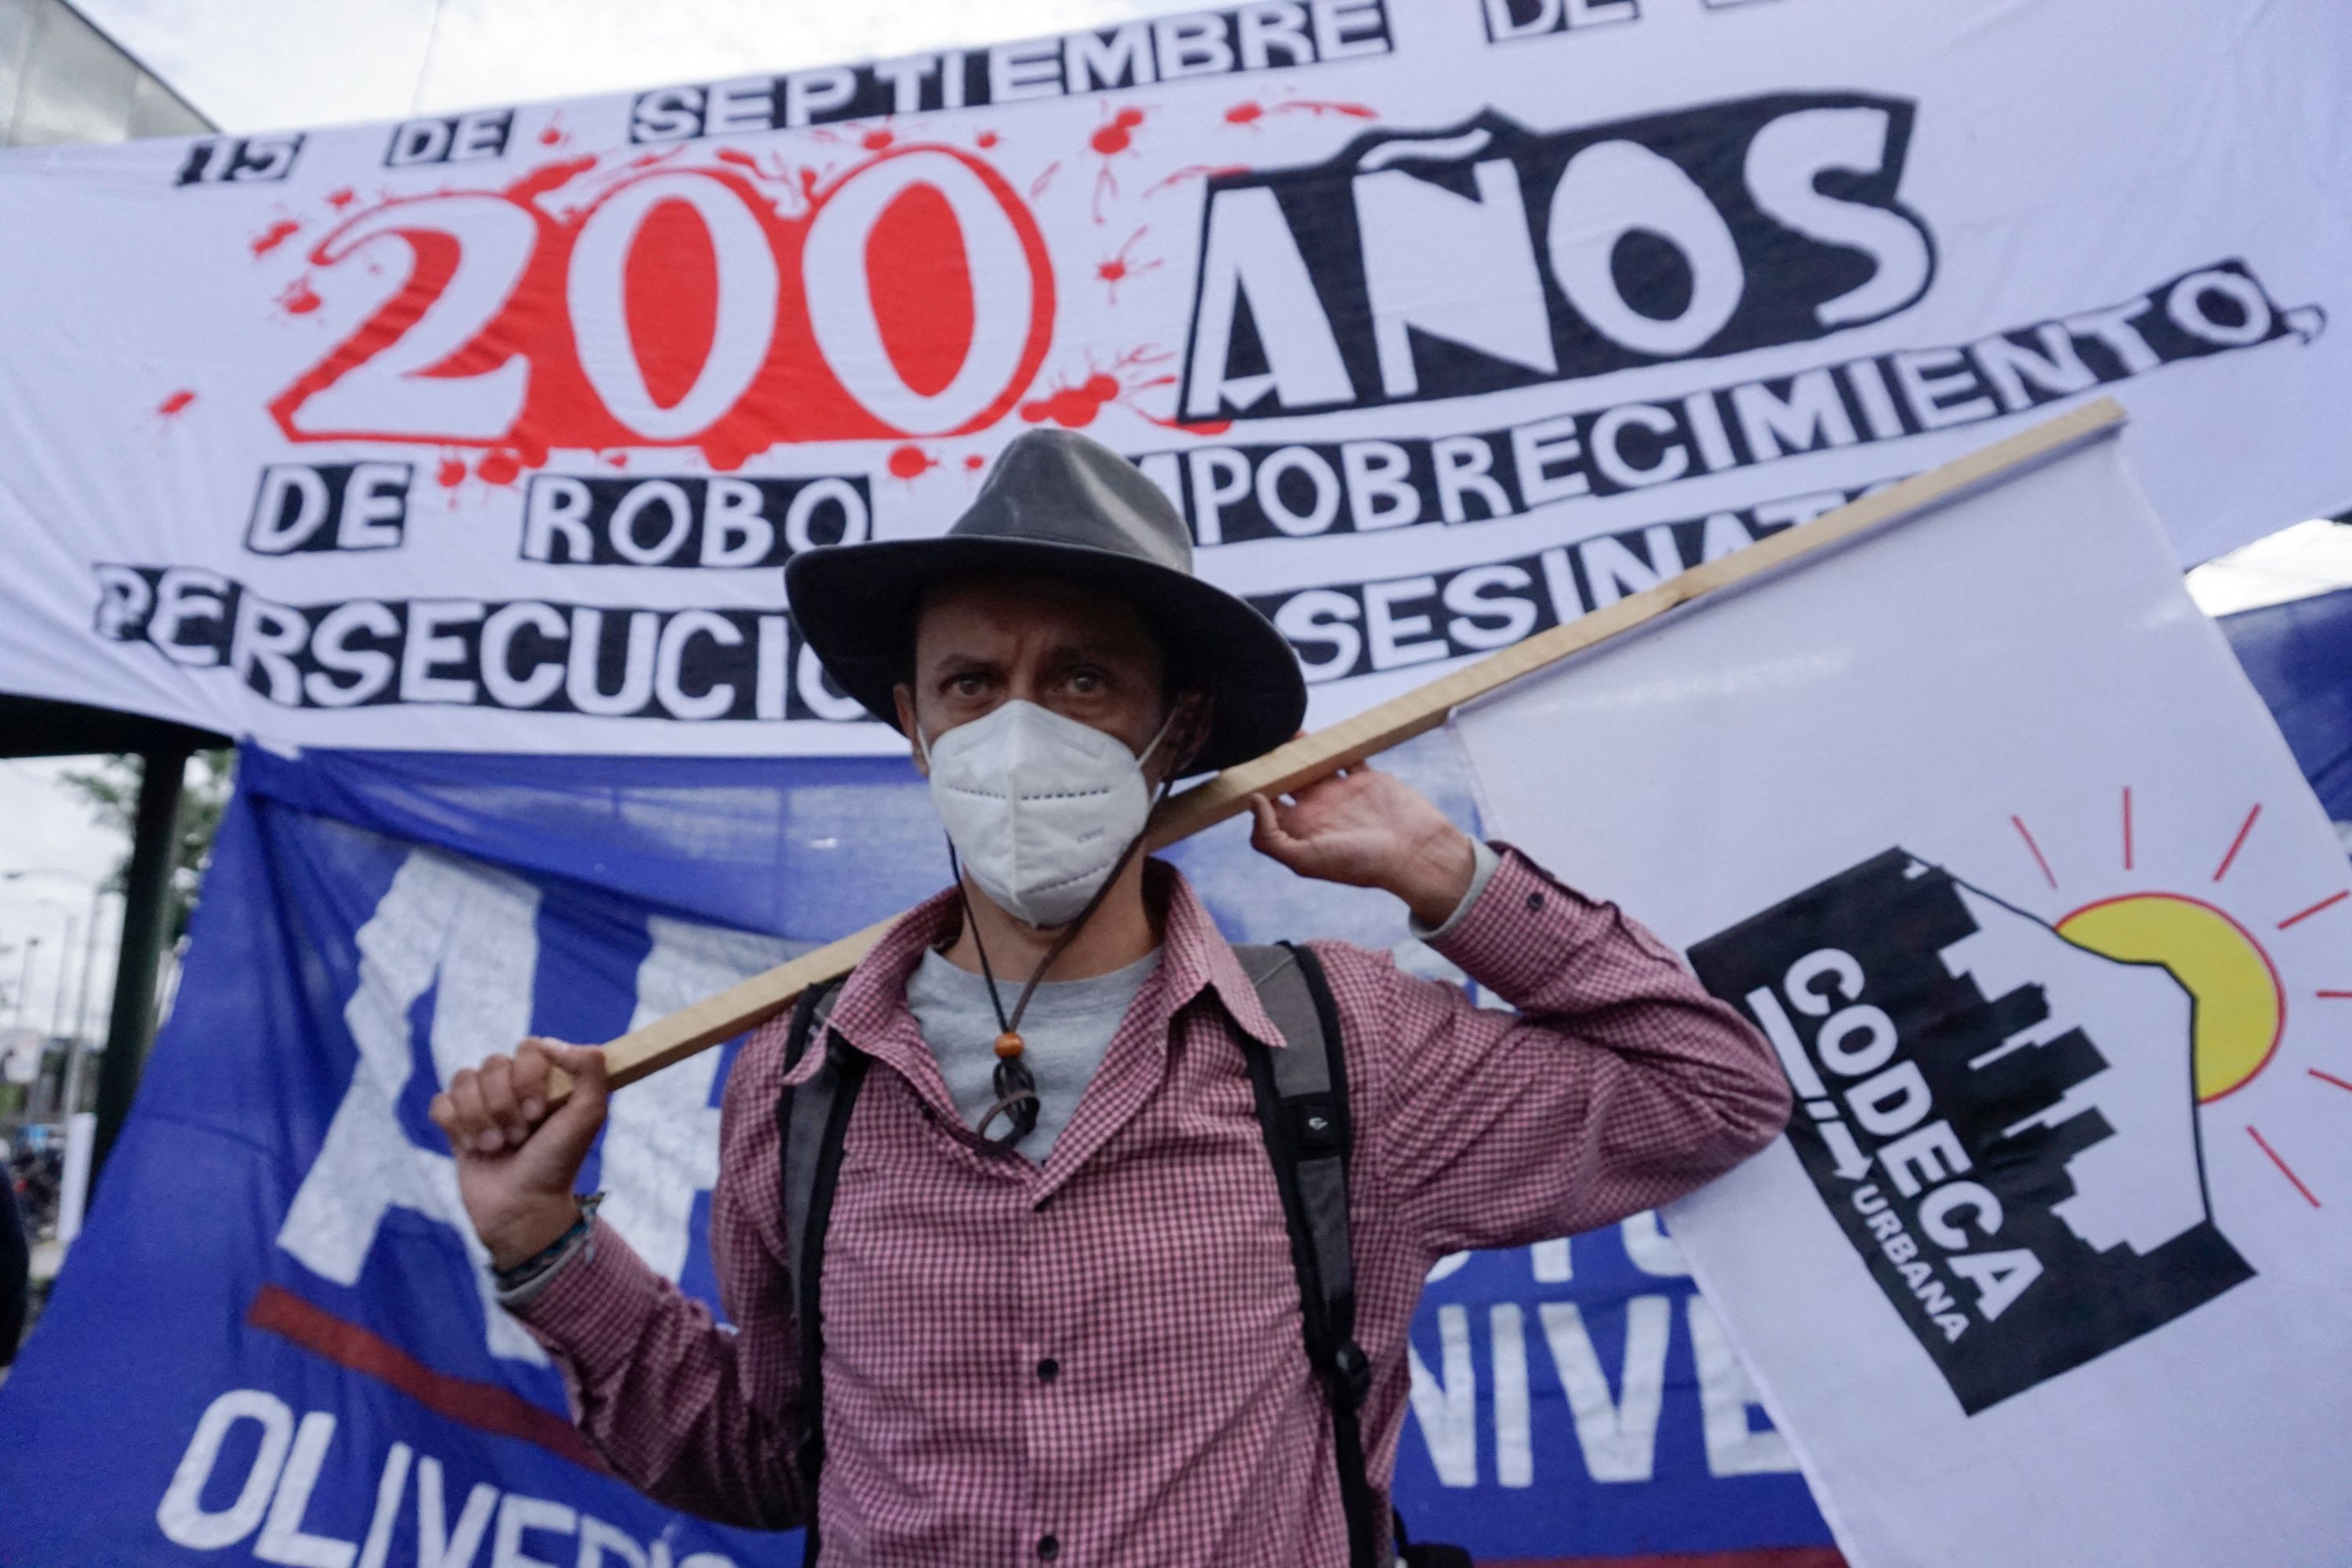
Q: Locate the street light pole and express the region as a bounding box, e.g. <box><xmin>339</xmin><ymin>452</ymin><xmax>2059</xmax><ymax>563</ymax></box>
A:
<box><xmin>91</xmin><ymin>745</ymin><xmax>191</xmax><ymax>1181</ymax></box>
<box><xmin>12</xmin><ymin>936</ymin><xmax>37</xmax><ymax>1030</ymax></box>
<box><xmin>60</xmin><ymin>899</ymin><xmax>109</xmax><ymax>1121</ymax></box>
<box><xmin>49</xmin><ymin>914</ymin><xmax>76</xmax><ymax>1037</ymax></box>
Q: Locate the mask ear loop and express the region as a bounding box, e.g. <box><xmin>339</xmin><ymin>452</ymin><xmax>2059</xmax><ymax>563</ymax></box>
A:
<box><xmin>954</xmin><ymin>768</ymin><xmax>1179</xmax><ymax>1150</ymax></box>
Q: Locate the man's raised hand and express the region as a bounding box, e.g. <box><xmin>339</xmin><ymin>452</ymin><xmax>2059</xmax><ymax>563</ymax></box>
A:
<box><xmin>429</xmin><ymin>1037</ymin><xmax>608</xmax><ymax>1271</ymax></box>
<box><xmin>1247</xmin><ymin>758</ymin><xmax>1477</xmax><ymax>928</ymax></box>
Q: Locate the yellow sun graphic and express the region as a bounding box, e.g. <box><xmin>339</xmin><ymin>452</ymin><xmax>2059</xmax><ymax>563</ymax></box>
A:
<box><xmin>2056</xmin><ymin>893</ymin><xmax>2285</xmax><ymax>1102</ymax></box>
<box><xmin>2006</xmin><ymin>786</ymin><xmax>2351</xmax><ymax>1208</ymax></box>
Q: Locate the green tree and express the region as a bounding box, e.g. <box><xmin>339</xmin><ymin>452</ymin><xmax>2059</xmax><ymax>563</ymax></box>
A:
<box><xmin>59</xmin><ymin>750</ymin><xmax>234</xmax><ymax>946</ymax></box>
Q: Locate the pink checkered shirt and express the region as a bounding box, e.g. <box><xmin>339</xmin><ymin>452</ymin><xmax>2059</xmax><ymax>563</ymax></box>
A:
<box><xmin>514</xmin><ymin>848</ymin><xmax>1789</xmax><ymax>1566</ymax></box>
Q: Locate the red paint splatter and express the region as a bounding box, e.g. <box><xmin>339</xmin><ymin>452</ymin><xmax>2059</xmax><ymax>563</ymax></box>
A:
<box><xmin>862</xmin><ymin>127</ymin><xmax>895</xmax><ymax>151</ymax></box>
<box><xmin>477</xmin><ymin>451</ymin><xmax>521</xmax><ymax>485</ymax></box>
<box><xmin>1021</xmin><ymin>387</ymin><xmax>1104</xmax><ymax>428</ymax></box>
<box><xmin>278</xmin><ymin>277</ymin><xmax>322</xmax><ymax>315</ymax></box>
<box><xmin>711</xmin><ymin>146</ymin><xmax>799</xmax><ymax>188</ymax></box>
<box><xmin>326</xmin><ymin>187</ymin><xmax>356</xmax><ymax>209</ymax></box>
<box><xmin>503</xmin><ymin>154</ymin><xmax>598</xmax><ymax>205</ymax></box>
<box><xmin>1030</xmin><ymin>160</ymin><xmax>1061</xmax><ymax>198</ymax></box>
<box><xmin>1145</xmin><ymin>163</ymin><xmax>1249</xmax><ymax>197</ymax></box>
<box><xmin>157</xmin><ymin>389</ymin><xmax>196</xmax><ymax>416</ymax></box>
<box><xmin>1085</xmin><ymin>106</ymin><xmax>1147</xmax><ymax>223</ymax></box>
<box><xmin>976</xmin><ymin>131</ymin><xmax>998</xmax><ymax>149</ymax></box>
<box><xmin>887</xmin><ymin>443</ymin><xmax>938</xmax><ymax>479</ymax></box>
<box><xmin>1229</xmin><ymin>97</ymin><xmax>1377</xmax><ymax>130</ymax></box>
<box><xmin>1094</xmin><ymin>227</ymin><xmax>1161</xmax><ymax>303</ymax></box>
<box><xmin>1017</xmin><ymin>348</ymin><xmax>1164</xmax><ymax>429</ymax></box>
<box><xmin>538</xmin><ymin>112</ymin><xmax>571</xmax><ymax>148</ymax></box>
<box><xmin>963</xmin><ymin>452</ymin><xmax>986</xmax><ymax>471</ymax></box>
<box><xmin>435</xmin><ymin>456</ymin><xmax>467</xmax><ymax>488</ymax></box>
<box><xmin>604</xmin><ymin>450</ymin><xmax>629</xmax><ymax>468</ymax></box>
<box><xmin>1089</xmin><ymin>106</ymin><xmax>1145</xmax><ymax>157</ymax></box>
<box><xmin>252</xmin><ymin>219</ymin><xmax>301</xmax><ymax>256</ymax></box>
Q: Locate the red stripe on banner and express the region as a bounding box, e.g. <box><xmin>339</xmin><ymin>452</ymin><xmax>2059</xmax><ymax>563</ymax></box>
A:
<box><xmin>1481</xmin><ymin>1549</ymin><xmax>1848</xmax><ymax>1568</ymax></box>
<box><xmin>2212</xmin><ymin>803</ymin><xmax>2261</xmax><ymax>882</ymax></box>
<box><xmin>2245</xmin><ymin>1126</ymin><xmax>2321</xmax><ymax>1207</ymax></box>
<box><xmin>246</xmin><ymin>1284</ymin><xmax>604</xmax><ymax>1472</ymax></box>
<box><xmin>2009</xmin><ymin>815</ymin><xmax>2056</xmax><ymax>889</ymax></box>
<box><xmin>2278</xmin><ymin>889</ymin><xmax>2350</xmax><ymax>929</ymax></box>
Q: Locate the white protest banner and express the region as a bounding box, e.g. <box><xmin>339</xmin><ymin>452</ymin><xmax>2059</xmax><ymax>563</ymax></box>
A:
<box><xmin>0</xmin><ymin>1</ymin><xmax>2346</xmax><ymax>757</ymax></box>
<box><xmin>1450</xmin><ymin>421</ymin><xmax>2352</xmax><ymax>1565</ymax></box>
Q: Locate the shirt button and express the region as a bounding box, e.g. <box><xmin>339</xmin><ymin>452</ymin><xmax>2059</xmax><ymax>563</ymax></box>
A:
<box><xmin>1036</xmin><ymin>1356</ymin><xmax>1060</xmax><ymax>1383</ymax></box>
<box><xmin>1525</xmin><ymin>891</ymin><xmax>1545</xmax><ymax>912</ymax></box>
<box><xmin>1036</xmin><ymin>1534</ymin><xmax>1060</xmax><ymax>1560</ymax></box>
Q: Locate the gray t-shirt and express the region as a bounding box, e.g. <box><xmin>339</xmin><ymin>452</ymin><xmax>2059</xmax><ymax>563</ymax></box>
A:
<box><xmin>904</xmin><ymin>946</ymin><xmax>1163</xmax><ymax>1160</ymax></box>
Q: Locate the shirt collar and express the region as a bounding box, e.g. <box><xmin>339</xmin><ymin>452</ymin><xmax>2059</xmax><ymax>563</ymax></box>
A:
<box><xmin>1148</xmin><ymin>861</ymin><xmax>1288</xmax><ymax>1053</ymax></box>
<box><xmin>791</xmin><ymin>859</ymin><xmax>1287</xmax><ymax>1085</ymax></box>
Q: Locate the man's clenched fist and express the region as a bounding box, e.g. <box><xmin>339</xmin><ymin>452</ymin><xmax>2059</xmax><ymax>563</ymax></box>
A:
<box><xmin>430</xmin><ymin>1037</ymin><xmax>609</xmax><ymax>1271</ymax></box>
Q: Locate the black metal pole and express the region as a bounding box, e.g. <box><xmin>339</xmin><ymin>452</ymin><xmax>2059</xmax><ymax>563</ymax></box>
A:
<box><xmin>90</xmin><ymin>746</ymin><xmax>190</xmax><ymax>1185</ymax></box>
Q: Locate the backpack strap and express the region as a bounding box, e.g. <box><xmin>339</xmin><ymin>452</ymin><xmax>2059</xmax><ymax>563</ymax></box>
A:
<box><xmin>1233</xmin><ymin>942</ymin><xmax>1380</xmax><ymax>1568</ymax></box>
<box><xmin>776</xmin><ymin>975</ymin><xmax>865</xmax><ymax>1568</ymax></box>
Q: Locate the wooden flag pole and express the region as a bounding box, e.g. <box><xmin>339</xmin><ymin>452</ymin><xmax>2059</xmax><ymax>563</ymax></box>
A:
<box><xmin>586</xmin><ymin>397</ymin><xmax>2124</xmax><ymax>1091</ymax></box>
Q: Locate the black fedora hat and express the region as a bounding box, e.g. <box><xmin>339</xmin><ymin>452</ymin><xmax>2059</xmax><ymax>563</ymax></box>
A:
<box><xmin>785</xmin><ymin>430</ymin><xmax>1307</xmax><ymax>775</ymax></box>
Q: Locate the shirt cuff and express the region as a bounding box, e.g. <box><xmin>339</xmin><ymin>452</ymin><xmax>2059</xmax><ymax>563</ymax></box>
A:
<box><xmin>1407</xmin><ymin>838</ymin><xmax>1502</xmax><ymax>942</ymax></box>
<box><xmin>492</xmin><ymin>1220</ymin><xmax>595</xmax><ymax>1310</ymax></box>
<box><xmin>501</xmin><ymin>1218</ymin><xmax>667</xmax><ymax>1370</ymax></box>
<box><xmin>1422</xmin><ymin>842</ymin><xmax>1617</xmax><ymax>999</ymax></box>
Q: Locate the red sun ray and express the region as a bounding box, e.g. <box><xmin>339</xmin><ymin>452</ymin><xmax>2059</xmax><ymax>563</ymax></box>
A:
<box><xmin>2318</xmin><ymin>989</ymin><xmax>2352</xmax><ymax>1000</ymax></box>
<box><xmin>2122</xmin><ymin>786</ymin><xmax>2134</xmax><ymax>871</ymax></box>
<box><xmin>2010</xmin><ymin>815</ymin><xmax>2056</xmax><ymax>890</ymax></box>
<box><xmin>2212</xmin><ymin>802</ymin><xmax>2261</xmax><ymax>882</ymax></box>
<box><xmin>2310</xmin><ymin>1069</ymin><xmax>2352</xmax><ymax>1093</ymax></box>
<box><xmin>2247</xmin><ymin>1125</ymin><xmax>2321</xmax><ymax>1207</ymax></box>
<box><xmin>2278</xmin><ymin>889</ymin><xmax>2350</xmax><ymax>931</ymax></box>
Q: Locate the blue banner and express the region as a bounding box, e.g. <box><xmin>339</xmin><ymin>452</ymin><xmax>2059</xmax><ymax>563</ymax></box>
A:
<box><xmin>2220</xmin><ymin>584</ymin><xmax>2352</xmax><ymax>830</ymax></box>
<box><xmin>0</xmin><ymin>736</ymin><xmax>1838</xmax><ymax>1565</ymax></box>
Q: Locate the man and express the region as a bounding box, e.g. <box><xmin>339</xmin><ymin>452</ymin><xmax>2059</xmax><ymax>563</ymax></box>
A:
<box><xmin>433</xmin><ymin>431</ymin><xmax>1791</xmax><ymax>1566</ymax></box>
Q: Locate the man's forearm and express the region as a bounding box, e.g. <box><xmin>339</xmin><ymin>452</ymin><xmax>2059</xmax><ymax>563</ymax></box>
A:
<box><xmin>1371</xmin><ymin>844</ymin><xmax>1792</xmax><ymax>1253</ymax></box>
<box><xmin>506</xmin><ymin>1218</ymin><xmax>807</xmax><ymax>1530</ymax></box>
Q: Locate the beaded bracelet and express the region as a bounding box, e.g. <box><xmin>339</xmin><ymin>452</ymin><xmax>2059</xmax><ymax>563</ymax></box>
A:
<box><xmin>492</xmin><ymin>1192</ymin><xmax>603</xmax><ymax>1293</ymax></box>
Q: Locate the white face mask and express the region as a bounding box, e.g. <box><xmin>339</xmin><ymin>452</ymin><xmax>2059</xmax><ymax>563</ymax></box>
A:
<box><xmin>921</xmin><ymin>699</ymin><xmax>1175</xmax><ymax>929</ymax></box>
